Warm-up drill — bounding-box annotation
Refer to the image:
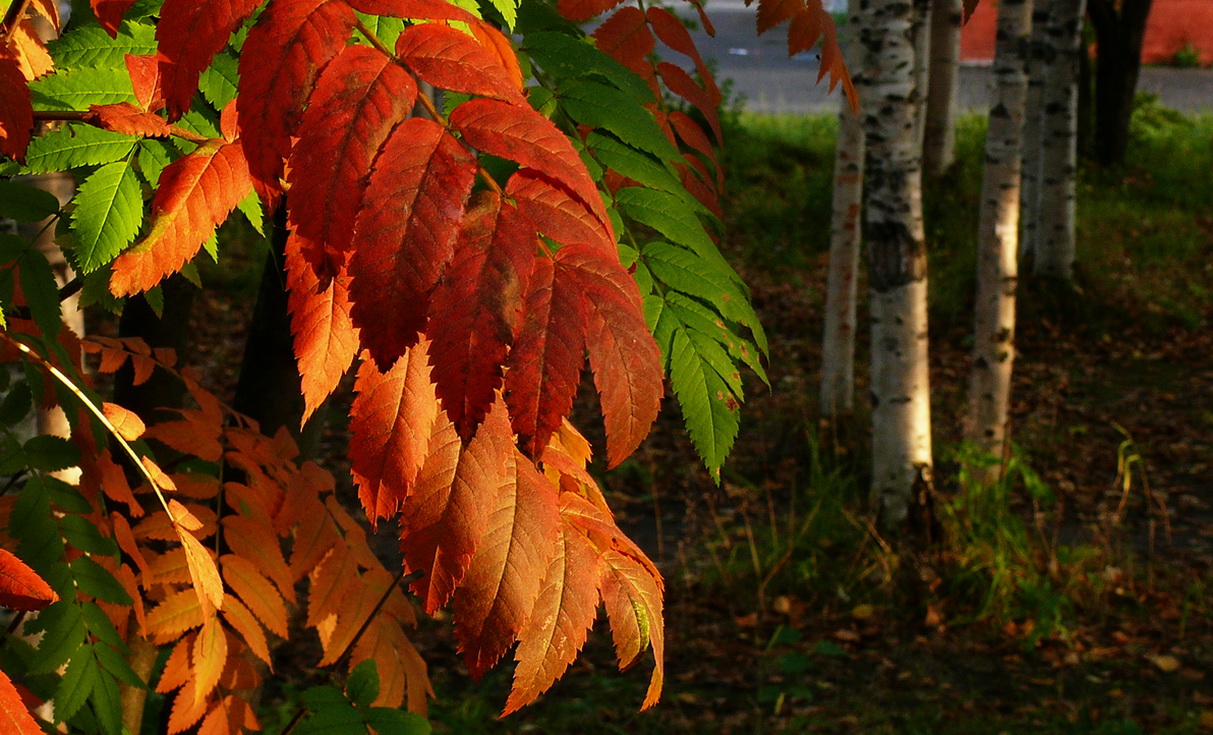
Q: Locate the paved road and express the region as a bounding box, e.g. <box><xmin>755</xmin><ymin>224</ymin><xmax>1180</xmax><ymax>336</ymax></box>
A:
<box><xmin>685</xmin><ymin>5</ymin><xmax>1213</xmax><ymax>115</ymax></box>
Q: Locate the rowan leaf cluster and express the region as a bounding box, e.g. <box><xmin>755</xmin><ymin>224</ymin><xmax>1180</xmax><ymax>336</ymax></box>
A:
<box><xmin>0</xmin><ymin>0</ymin><xmax>849</xmax><ymax>729</ymax></box>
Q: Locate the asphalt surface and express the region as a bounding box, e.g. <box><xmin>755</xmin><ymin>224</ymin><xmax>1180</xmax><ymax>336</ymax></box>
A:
<box><xmin>683</xmin><ymin>5</ymin><xmax>1213</xmax><ymax>115</ymax></box>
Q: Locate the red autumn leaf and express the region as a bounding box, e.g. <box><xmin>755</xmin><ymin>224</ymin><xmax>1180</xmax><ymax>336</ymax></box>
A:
<box><xmin>395</xmin><ymin>22</ymin><xmax>525</xmax><ymax>105</ymax></box>
<box><xmin>0</xmin><ymin>669</ymin><xmax>41</xmax><ymax>735</ymax></box>
<box><xmin>788</xmin><ymin>0</ymin><xmax>857</xmax><ymax>110</ymax></box>
<box><xmin>110</xmin><ymin>139</ymin><xmax>252</xmax><ymax>296</ymax></box>
<box><xmin>348</xmin><ymin>117</ymin><xmax>477</xmax><ymax>368</ymax></box>
<box><xmin>286</xmin><ymin>44</ymin><xmax>416</xmax><ymax>279</ymax></box>
<box><xmin>600</xmin><ymin>548</ymin><xmax>665</xmax><ymax>708</ymax></box>
<box><xmin>156</xmin><ymin>0</ymin><xmax>264</xmax><ymax>119</ymax></box>
<box><xmin>667</xmin><ymin>110</ymin><xmax>723</xmax><ymax>189</ymax></box>
<box><xmin>756</xmin><ymin>0</ymin><xmax>802</xmax><ymax>34</ymax></box>
<box><xmin>505</xmin><ymin>169</ymin><xmax>615</xmax><ymax>258</ymax></box>
<box><xmin>0</xmin><ymin>548</ymin><xmax>56</xmax><ymax>612</ymax></box>
<box><xmin>284</xmin><ymin>232</ymin><xmax>360</xmax><ymax>425</ymax></box>
<box><xmin>502</xmin><ymin>518</ymin><xmax>601</xmax><ymax>715</ymax></box>
<box><xmin>557</xmin><ymin>0</ymin><xmax>626</xmax><ymax>22</ymax></box>
<box><xmin>657</xmin><ymin>63</ymin><xmax>722</xmax><ymax>147</ymax></box>
<box><xmin>559</xmin><ymin>245</ymin><xmax>663</xmax><ymax>467</ymax></box>
<box><xmin>426</xmin><ymin>192</ymin><xmax>536</xmax><ymax>439</ymax></box>
<box><xmin>469</xmin><ymin>20</ymin><xmax>524</xmax><ymax>93</ymax></box>
<box><xmin>346</xmin><ymin>0</ymin><xmax>477</xmax><ymax>23</ymax></box>
<box><xmin>453</xmin><ymin>449</ymin><xmax>560</xmax><ymax>679</ymax></box>
<box><xmin>349</xmin><ymin>340</ymin><xmax>440</xmax><ymax>528</ymax></box>
<box><xmin>592</xmin><ymin>7</ymin><xmax>655</xmax><ymax>73</ymax></box>
<box><xmin>504</xmin><ymin>255</ymin><xmax>588</xmax><ymax>457</ymax></box>
<box><xmin>449</xmin><ymin>98</ymin><xmax>607</xmax><ymax>226</ymax></box>
<box><xmin>125</xmin><ymin>54</ymin><xmax>163</xmax><ymax>111</ymax></box>
<box><xmin>236</xmin><ymin>0</ymin><xmax>356</xmax><ymax>208</ymax></box>
<box><xmin>91</xmin><ymin>0</ymin><xmax>138</xmax><ymax>36</ymax></box>
<box><xmin>0</xmin><ymin>52</ymin><xmax>32</xmax><ymax>161</ymax></box>
<box><xmin>399</xmin><ymin>400</ymin><xmax>512</xmax><ymax>614</ymax></box>
<box><xmin>646</xmin><ymin>7</ymin><xmax>721</xmax><ymax>109</ymax></box>
<box><xmin>85</xmin><ymin>102</ymin><xmax>173</xmax><ymax>138</ymax></box>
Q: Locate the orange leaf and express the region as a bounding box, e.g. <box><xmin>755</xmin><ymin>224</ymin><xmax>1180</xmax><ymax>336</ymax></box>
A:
<box><xmin>168</xmin><ymin>499</ymin><xmax>202</xmax><ymax>530</ymax></box>
<box><xmin>349</xmin><ymin>341</ymin><xmax>440</xmax><ymax>527</ymax></box>
<box><xmin>600</xmin><ymin>549</ymin><xmax>665</xmax><ymax>708</ymax></box>
<box><xmin>352</xmin><ymin>617</ymin><xmax>431</xmax><ymax>710</ymax></box>
<box><xmin>9</xmin><ymin>22</ymin><xmax>53</xmax><ymax>80</ymax></box>
<box><xmin>156</xmin><ymin>635</ymin><xmax>194</xmax><ymax>693</ymax></box>
<box><xmin>286</xmin><ymin>44</ymin><xmax>416</xmax><ymax>278</ymax></box>
<box><xmin>305</xmin><ymin>547</ymin><xmax>356</xmax><ymax>630</ymax></box>
<box><xmin>167</xmin><ymin>678</ymin><xmax>208</xmax><ymax>734</ymax></box>
<box><xmin>85</xmin><ymin>102</ymin><xmax>173</xmax><ymax>137</ymax></box>
<box><xmin>559</xmin><ymin>245</ymin><xmax>663</xmax><ymax>467</ymax></box>
<box><xmin>453</xmin><ymin>449</ymin><xmax>560</xmax><ymax>678</ymax></box>
<box><xmin>395</xmin><ymin>22</ymin><xmax>525</xmax><ymax>104</ymax></box>
<box><xmin>145</xmin><ymin>587</ymin><xmax>206</xmax><ymax>644</ymax></box>
<box><xmin>221</xmin><ymin>596</ymin><xmax>272</xmax><ymax>667</ymax></box>
<box><xmin>141</xmin><ymin>457</ymin><xmax>178</xmax><ymax>492</ymax></box>
<box><xmin>502</xmin><ymin>520</ymin><xmax>601</xmax><ymax>715</ymax></box>
<box><xmin>399</xmin><ymin>401</ymin><xmax>511</xmax><ymax>614</ymax></box>
<box><xmin>426</xmin><ymin>192</ymin><xmax>536</xmax><ymax>439</ymax></box>
<box><xmin>125</xmin><ymin>53</ymin><xmax>162</xmax><ymax>110</ymax></box>
<box><xmin>192</xmin><ymin>616</ymin><xmax>228</xmax><ymax>704</ymax></box>
<box><xmin>285</xmin><ymin>232</ymin><xmax>360</xmax><ymax>424</ymax></box>
<box><xmin>111</xmin><ymin>512</ymin><xmax>150</xmax><ymax>576</ymax></box>
<box><xmin>0</xmin><ymin>669</ymin><xmax>42</xmax><ymax>735</ymax></box>
<box><xmin>102</xmin><ymin>401</ymin><xmax>145</xmax><ymax>441</ymax></box>
<box><xmin>288</xmin><ymin>500</ymin><xmax>340</xmax><ymax>582</ymax></box>
<box><xmin>347</xmin><ymin>117</ymin><xmax>476</xmax><ymax>368</ymax></box>
<box><xmin>144</xmin><ymin>548</ymin><xmax>191</xmax><ymax>588</ymax></box>
<box><xmin>110</xmin><ymin>139</ymin><xmax>252</xmax><ymax>296</ymax></box>
<box><xmin>505</xmin><ymin>170</ymin><xmax>616</xmax><ymax>258</ymax></box>
<box><xmin>222</xmin><ymin>554</ymin><xmax>287</xmax><ymax>637</ymax></box>
<box><xmin>0</xmin><ymin>548</ymin><xmax>56</xmax><ymax>611</ymax></box>
<box><xmin>91</xmin><ymin>0</ymin><xmax>139</xmax><ymax>36</ymax></box>
<box><xmin>197</xmin><ymin>695</ymin><xmax>258</xmax><ymax>735</ymax></box>
<box><xmin>0</xmin><ymin>52</ymin><xmax>32</xmax><ymax>160</ymax></box>
<box><xmin>236</xmin><ymin>0</ymin><xmax>357</xmax><ymax>208</ymax></box>
<box><xmin>176</xmin><ymin>523</ymin><xmax>224</xmax><ymax>615</ymax></box>
<box><xmin>156</xmin><ymin>0</ymin><xmax>264</xmax><ymax>118</ymax></box>
<box><xmin>222</xmin><ymin>514</ymin><xmax>294</xmax><ymax>602</ymax></box>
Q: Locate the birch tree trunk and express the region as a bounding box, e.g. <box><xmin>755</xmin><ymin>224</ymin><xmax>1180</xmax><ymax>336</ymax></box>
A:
<box><xmin>820</xmin><ymin>0</ymin><xmax>865</xmax><ymax>420</ymax></box>
<box><xmin>1033</xmin><ymin>0</ymin><xmax>1086</xmax><ymax>280</ymax></box>
<box><xmin>965</xmin><ymin>0</ymin><xmax>1033</xmax><ymax>469</ymax></box>
<box><xmin>1018</xmin><ymin>0</ymin><xmax>1051</xmax><ymax>261</ymax></box>
<box><xmin>923</xmin><ymin>0</ymin><xmax>962</xmax><ymax>177</ymax></box>
<box><xmin>859</xmin><ymin>0</ymin><xmax>933</xmax><ymax>526</ymax></box>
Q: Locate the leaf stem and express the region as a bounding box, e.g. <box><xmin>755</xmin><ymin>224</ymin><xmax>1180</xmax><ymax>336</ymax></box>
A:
<box><xmin>1</xmin><ymin>0</ymin><xmax>32</xmax><ymax>43</ymax></box>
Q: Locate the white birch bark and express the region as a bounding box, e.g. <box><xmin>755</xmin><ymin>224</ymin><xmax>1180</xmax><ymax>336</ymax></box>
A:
<box><xmin>965</xmin><ymin>0</ymin><xmax>1033</xmax><ymax>467</ymax></box>
<box><xmin>1019</xmin><ymin>0</ymin><xmax>1051</xmax><ymax>260</ymax></box>
<box><xmin>1033</xmin><ymin>0</ymin><xmax>1086</xmax><ymax>280</ymax></box>
<box><xmin>820</xmin><ymin>0</ymin><xmax>865</xmax><ymax>419</ymax></box>
<box><xmin>859</xmin><ymin>0</ymin><xmax>933</xmax><ymax>525</ymax></box>
<box><xmin>923</xmin><ymin>0</ymin><xmax>962</xmax><ymax>177</ymax></box>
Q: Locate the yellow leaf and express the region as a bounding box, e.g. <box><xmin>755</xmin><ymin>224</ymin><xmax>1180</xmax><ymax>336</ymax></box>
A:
<box><xmin>177</xmin><ymin>525</ymin><xmax>224</xmax><ymax>615</ymax></box>
<box><xmin>102</xmin><ymin>402</ymin><xmax>146</xmax><ymax>440</ymax></box>
<box><xmin>142</xmin><ymin>457</ymin><xmax>178</xmax><ymax>492</ymax></box>
<box><xmin>1149</xmin><ymin>653</ymin><xmax>1181</xmax><ymax>672</ymax></box>
<box><xmin>192</xmin><ymin>616</ymin><xmax>227</xmax><ymax>705</ymax></box>
<box><xmin>145</xmin><ymin>588</ymin><xmax>205</xmax><ymax>645</ymax></box>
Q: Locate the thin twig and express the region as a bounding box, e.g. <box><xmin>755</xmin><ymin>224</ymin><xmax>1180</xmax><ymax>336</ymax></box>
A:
<box><xmin>1</xmin><ymin>0</ymin><xmax>32</xmax><ymax>44</ymax></box>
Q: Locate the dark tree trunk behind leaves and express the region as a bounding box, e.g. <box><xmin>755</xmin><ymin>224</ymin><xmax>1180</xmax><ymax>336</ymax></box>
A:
<box><xmin>1088</xmin><ymin>0</ymin><xmax>1153</xmax><ymax>166</ymax></box>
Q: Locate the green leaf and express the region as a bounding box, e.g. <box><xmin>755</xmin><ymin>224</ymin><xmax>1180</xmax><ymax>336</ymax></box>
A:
<box><xmin>298</xmin><ymin>687</ymin><xmax>364</xmax><ymax>734</ymax></box>
<box><xmin>523</xmin><ymin>32</ymin><xmax>651</xmax><ymax>102</ymax></box>
<box><xmin>198</xmin><ymin>51</ymin><xmax>240</xmax><ymax>110</ymax></box>
<box><xmin>23</xmin><ymin>434</ymin><xmax>81</xmax><ymax>473</ymax></box>
<box><xmin>641</xmin><ymin>241</ymin><xmax>768</xmax><ymax>356</ymax></box>
<box><xmin>661</xmin><ymin>288</ymin><xmax>767</xmax><ymax>387</ymax></box>
<box><xmin>17</xmin><ymin>244</ymin><xmax>64</xmax><ymax>339</ymax></box>
<box><xmin>81</xmin><ymin>602</ymin><xmax>125</xmax><ymax>650</ymax></box>
<box><xmin>0</xmin><ymin>379</ymin><xmax>31</xmax><ymax>425</ymax></box>
<box><xmin>585</xmin><ymin>132</ymin><xmax>695</xmax><ymax>206</ymax></box>
<box><xmin>614</xmin><ymin>187</ymin><xmax>723</xmax><ymax>267</ymax></box>
<box><xmin>483</xmin><ymin>0</ymin><xmax>518</xmax><ymax>29</ymax></box>
<box><xmin>70</xmin><ymin>556</ymin><xmax>133</xmax><ymax>605</ymax></box>
<box><xmin>301</xmin><ymin>686</ymin><xmax>348</xmax><ymax>709</ymax></box>
<box><xmin>95</xmin><ymin>642</ymin><xmax>146</xmax><ymax>689</ymax></box>
<box><xmin>70</xmin><ymin>160</ymin><xmax>144</xmax><ymax>273</ymax></box>
<box><xmin>0</xmin><ymin>180</ymin><xmax>61</xmax><ymax>221</ymax></box>
<box><xmin>89</xmin><ymin>665</ymin><xmax>123</xmax><ymax>735</ymax></box>
<box><xmin>362</xmin><ymin>709</ymin><xmax>431</xmax><ymax>734</ymax></box>
<box><xmin>27</xmin><ymin>601</ymin><xmax>86</xmax><ymax>675</ymax></box>
<box><xmin>666</xmin><ymin>328</ymin><xmax>739</xmax><ymax>481</ymax></box>
<box><xmin>10</xmin><ymin>478</ymin><xmax>64</xmax><ymax>574</ymax></box>
<box><xmin>60</xmin><ymin>515</ymin><xmax>120</xmax><ymax>557</ymax></box>
<box><xmin>557</xmin><ymin>80</ymin><xmax>680</xmax><ymax>164</ymax></box>
<box><xmin>43</xmin><ymin>475</ymin><xmax>94</xmax><ymax>514</ymax></box>
<box><xmin>663</xmin><ymin>293</ymin><xmax>744</xmax><ymax>396</ymax></box>
<box><xmin>174</xmin><ymin>107</ymin><xmax>222</xmax><ymax>140</ymax></box>
<box><xmin>23</xmin><ymin>124</ymin><xmax>138</xmax><ymax>175</ymax></box>
<box><xmin>346</xmin><ymin>660</ymin><xmax>379</xmax><ymax>708</ymax></box>
<box><xmin>47</xmin><ymin>22</ymin><xmax>158</xmax><ymax>69</ymax></box>
<box><xmin>354</xmin><ymin>12</ymin><xmax>407</xmax><ymax>48</ymax></box>
<box><xmin>236</xmin><ymin>191</ymin><xmax>264</xmax><ymax>236</ymax></box>
<box><xmin>54</xmin><ymin>644</ymin><xmax>98</xmax><ymax>723</ymax></box>
<box><xmin>137</xmin><ymin>138</ymin><xmax>177</xmax><ymax>185</ymax></box>
<box><xmin>29</xmin><ymin>67</ymin><xmax>136</xmax><ymax>110</ymax></box>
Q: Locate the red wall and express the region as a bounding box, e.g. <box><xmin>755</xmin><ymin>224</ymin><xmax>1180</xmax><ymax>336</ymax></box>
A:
<box><xmin>960</xmin><ymin>0</ymin><xmax>1213</xmax><ymax>66</ymax></box>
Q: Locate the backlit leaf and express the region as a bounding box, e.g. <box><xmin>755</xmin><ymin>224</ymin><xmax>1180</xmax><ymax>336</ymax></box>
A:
<box><xmin>192</xmin><ymin>616</ymin><xmax>227</xmax><ymax>704</ymax></box>
<box><xmin>101</xmin><ymin>401</ymin><xmax>145</xmax><ymax>440</ymax></box>
<box><xmin>395</xmin><ymin>22</ymin><xmax>524</xmax><ymax>104</ymax></box>
<box><xmin>286</xmin><ymin>44</ymin><xmax>416</xmax><ymax>278</ymax></box>
<box><xmin>222</xmin><ymin>554</ymin><xmax>288</xmax><ymax>637</ymax></box>
<box><xmin>506</xmin><ymin>169</ymin><xmax>616</xmax><ymax>258</ymax></box>
<box><xmin>600</xmin><ymin>549</ymin><xmax>664</xmax><ymax>708</ymax></box>
<box><xmin>92</xmin><ymin>0</ymin><xmax>140</xmax><ymax>36</ymax></box>
<box><xmin>69</xmin><ymin>160</ymin><xmax>142</xmax><ymax>274</ymax></box>
<box><xmin>157</xmin><ymin>0</ymin><xmax>265</xmax><ymax>118</ymax></box>
<box><xmin>0</xmin><ymin>548</ymin><xmax>57</xmax><ymax>611</ymax></box>
<box><xmin>0</xmin><ymin>669</ymin><xmax>42</xmax><ymax>735</ymax></box>
<box><xmin>109</xmin><ymin>139</ymin><xmax>252</xmax><ymax>296</ymax></box>
<box><xmin>0</xmin><ymin>54</ymin><xmax>32</xmax><ymax>160</ymax></box>
<box><xmin>85</xmin><ymin>101</ymin><xmax>173</xmax><ymax>137</ymax></box>
<box><xmin>348</xmin><ymin>117</ymin><xmax>476</xmax><ymax>367</ymax></box>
